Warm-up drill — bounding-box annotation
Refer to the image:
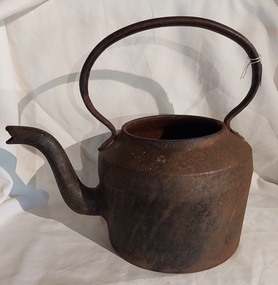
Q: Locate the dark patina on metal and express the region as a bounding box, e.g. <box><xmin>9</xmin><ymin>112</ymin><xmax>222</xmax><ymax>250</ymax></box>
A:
<box><xmin>6</xmin><ymin>17</ymin><xmax>262</xmax><ymax>273</ymax></box>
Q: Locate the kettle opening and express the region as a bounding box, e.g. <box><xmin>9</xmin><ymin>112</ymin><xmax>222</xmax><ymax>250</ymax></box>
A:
<box><xmin>123</xmin><ymin>115</ymin><xmax>224</xmax><ymax>140</ymax></box>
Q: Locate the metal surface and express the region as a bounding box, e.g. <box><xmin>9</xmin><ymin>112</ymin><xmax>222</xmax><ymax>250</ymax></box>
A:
<box><xmin>99</xmin><ymin>115</ymin><xmax>253</xmax><ymax>272</ymax></box>
<box><xmin>5</xmin><ymin>17</ymin><xmax>262</xmax><ymax>273</ymax></box>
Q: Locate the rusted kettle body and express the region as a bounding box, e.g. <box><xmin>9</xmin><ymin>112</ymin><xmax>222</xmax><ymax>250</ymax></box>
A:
<box><xmin>6</xmin><ymin>17</ymin><xmax>262</xmax><ymax>273</ymax></box>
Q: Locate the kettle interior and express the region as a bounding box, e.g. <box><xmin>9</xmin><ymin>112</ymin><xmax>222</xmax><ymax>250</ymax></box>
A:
<box><xmin>123</xmin><ymin>115</ymin><xmax>225</xmax><ymax>140</ymax></box>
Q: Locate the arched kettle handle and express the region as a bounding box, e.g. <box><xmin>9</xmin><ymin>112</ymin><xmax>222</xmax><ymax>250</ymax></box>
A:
<box><xmin>79</xmin><ymin>16</ymin><xmax>262</xmax><ymax>148</ymax></box>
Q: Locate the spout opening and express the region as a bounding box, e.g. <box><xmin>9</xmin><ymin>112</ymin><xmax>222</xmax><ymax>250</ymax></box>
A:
<box><xmin>123</xmin><ymin>115</ymin><xmax>225</xmax><ymax>141</ymax></box>
<box><xmin>6</xmin><ymin>126</ymin><xmax>22</xmax><ymax>144</ymax></box>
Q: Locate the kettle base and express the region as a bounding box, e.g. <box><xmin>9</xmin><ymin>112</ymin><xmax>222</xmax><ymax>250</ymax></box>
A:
<box><xmin>115</xmin><ymin>247</ymin><xmax>239</xmax><ymax>273</ymax></box>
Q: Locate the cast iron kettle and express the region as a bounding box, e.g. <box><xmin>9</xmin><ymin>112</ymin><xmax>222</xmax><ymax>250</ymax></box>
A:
<box><xmin>6</xmin><ymin>17</ymin><xmax>262</xmax><ymax>273</ymax></box>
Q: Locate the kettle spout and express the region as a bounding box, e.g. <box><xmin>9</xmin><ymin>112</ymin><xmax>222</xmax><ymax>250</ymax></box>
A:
<box><xmin>6</xmin><ymin>126</ymin><xmax>100</xmax><ymax>215</ymax></box>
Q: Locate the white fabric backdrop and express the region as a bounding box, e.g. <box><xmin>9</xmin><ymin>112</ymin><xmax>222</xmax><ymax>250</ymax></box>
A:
<box><xmin>1</xmin><ymin>0</ymin><xmax>278</xmax><ymax>284</ymax></box>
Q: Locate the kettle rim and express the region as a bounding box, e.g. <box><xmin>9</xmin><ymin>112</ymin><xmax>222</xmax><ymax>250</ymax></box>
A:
<box><xmin>121</xmin><ymin>114</ymin><xmax>226</xmax><ymax>142</ymax></box>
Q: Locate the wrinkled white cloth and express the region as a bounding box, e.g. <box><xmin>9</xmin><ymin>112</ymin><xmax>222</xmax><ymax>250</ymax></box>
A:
<box><xmin>1</xmin><ymin>0</ymin><xmax>278</xmax><ymax>284</ymax></box>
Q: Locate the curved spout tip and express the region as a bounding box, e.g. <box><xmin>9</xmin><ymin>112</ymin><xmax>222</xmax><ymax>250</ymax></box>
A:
<box><xmin>6</xmin><ymin>125</ymin><xmax>37</xmax><ymax>144</ymax></box>
<box><xmin>6</xmin><ymin>125</ymin><xmax>21</xmax><ymax>144</ymax></box>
